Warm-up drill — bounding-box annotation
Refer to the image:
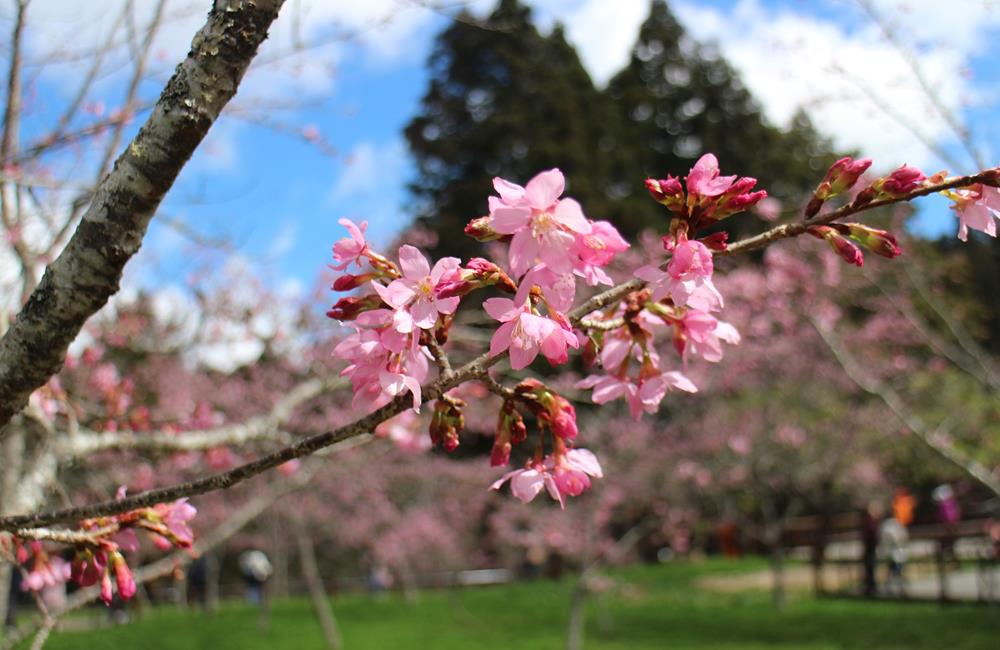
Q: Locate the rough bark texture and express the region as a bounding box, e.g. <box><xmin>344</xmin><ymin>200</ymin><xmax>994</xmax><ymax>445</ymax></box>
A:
<box><xmin>0</xmin><ymin>0</ymin><xmax>286</xmax><ymax>433</ymax></box>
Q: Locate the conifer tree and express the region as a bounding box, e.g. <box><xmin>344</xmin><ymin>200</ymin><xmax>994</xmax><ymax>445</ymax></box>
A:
<box><xmin>605</xmin><ymin>0</ymin><xmax>836</xmax><ymax>236</ymax></box>
<box><xmin>404</xmin><ymin>0</ymin><xmax>618</xmax><ymax>259</ymax></box>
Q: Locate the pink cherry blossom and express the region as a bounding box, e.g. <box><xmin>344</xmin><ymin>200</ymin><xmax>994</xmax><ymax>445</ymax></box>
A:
<box><xmin>331</xmin><ymin>218</ymin><xmax>369</xmax><ymax>270</ymax></box>
<box><xmin>576</xmin><ymin>371</ymin><xmax>696</xmax><ymax>420</ymax></box>
<box><xmin>635</xmin><ymin>239</ymin><xmax>723</xmax><ymax>311</ymax></box>
<box><xmin>151</xmin><ymin>498</ymin><xmax>198</xmax><ymax>549</ymax></box>
<box><xmin>490</xmin><ymin>448</ymin><xmax>603</xmax><ymax>508</ymax></box>
<box><xmin>951</xmin><ymin>184</ymin><xmax>1000</xmax><ymax>241</ymax></box>
<box><xmin>489</xmin><ymin>169</ymin><xmax>592</xmax><ymax>276</ymax></box>
<box><xmin>484</xmin><ymin>291</ymin><xmax>578</xmax><ymax>370</ymax></box>
<box><xmin>686</xmin><ymin>153</ymin><xmax>737</xmax><ymax>198</ymax></box>
<box><xmin>575</xmin><ymin>220</ymin><xmax>630</xmax><ymax>285</ymax></box>
<box><xmin>677</xmin><ymin>311</ymin><xmax>741</xmax><ymax>364</ymax></box>
<box><xmin>371</xmin><ymin>245</ymin><xmax>461</xmax><ymax>332</ymax></box>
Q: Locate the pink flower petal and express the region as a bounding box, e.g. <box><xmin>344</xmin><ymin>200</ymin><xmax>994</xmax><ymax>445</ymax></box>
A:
<box><xmin>524</xmin><ymin>169</ymin><xmax>565</xmax><ymax>208</ymax></box>
<box><xmin>398</xmin><ymin>245</ymin><xmax>431</xmax><ymax>280</ymax></box>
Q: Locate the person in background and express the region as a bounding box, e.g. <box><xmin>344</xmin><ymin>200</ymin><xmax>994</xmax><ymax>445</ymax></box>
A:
<box><xmin>238</xmin><ymin>549</ymin><xmax>273</xmax><ymax>606</ymax></box>
<box><xmin>892</xmin><ymin>487</ymin><xmax>916</xmax><ymax>528</ymax></box>
<box><xmin>860</xmin><ymin>501</ymin><xmax>881</xmax><ymax>596</ymax></box>
<box><xmin>879</xmin><ymin>511</ymin><xmax>909</xmax><ymax>598</ymax></box>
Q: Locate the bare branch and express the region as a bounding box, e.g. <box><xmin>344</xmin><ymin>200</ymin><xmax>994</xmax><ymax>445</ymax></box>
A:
<box><xmin>720</xmin><ymin>168</ymin><xmax>999</xmax><ymax>257</ymax></box>
<box><xmin>0</xmin><ymin>0</ymin><xmax>288</xmax><ymax>433</ymax></box>
<box><xmin>811</xmin><ymin>318</ymin><xmax>1000</xmax><ymax>497</ymax></box>
<box><xmin>56</xmin><ymin>376</ymin><xmax>343</xmax><ymax>458</ymax></box>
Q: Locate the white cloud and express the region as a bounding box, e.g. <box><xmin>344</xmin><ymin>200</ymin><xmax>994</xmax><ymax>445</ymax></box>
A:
<box><xmin>268</xmin><ymin>219</ymin><xmax>299</xmax><ymax>259</ymax></box>
<box><xmin>328</xmin><ymin>139</ymin><xmax>407</xmax><ymax>202</ymax></box>
<box><xmin>671</xmin><ymin>0</ymin><xmax>1000</xmax><ymax>170</ymax></box>
<box><xmin>536</xmin><ymin>0</ymin><xmax>649</xmax><ymax>87</ymax></box>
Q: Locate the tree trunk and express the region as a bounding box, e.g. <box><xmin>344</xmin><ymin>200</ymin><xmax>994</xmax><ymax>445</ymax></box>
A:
<box><xmin>771</xmin><ymin>543</ymin><xmax>786</xmax><ymax>611</ymax></box>
<box><xmin>293</xmin><ymin>520</ymin><xmax>342</xmax><ymax>650</ymax></box>
<box><xmin>565</xmin><ymin>575</ymin><xmax>588</xmax><ymax>650</ymax></box>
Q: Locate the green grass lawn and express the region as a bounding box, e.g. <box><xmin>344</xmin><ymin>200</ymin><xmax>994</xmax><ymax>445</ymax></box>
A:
<box><xmin>21</xmin><ymin>560</ymin><xmax>1000</xmax><ymax>649</ymax></box>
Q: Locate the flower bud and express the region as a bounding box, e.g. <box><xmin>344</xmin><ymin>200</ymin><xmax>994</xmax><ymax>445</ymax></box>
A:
<box><xmin>436</xmin><ymin>258</ymin><xmax>516</xmax><ymax>299</ymax></box>
<box><xmin>100</xmin><ymin>565</ymin><xmax>114</xmax><ymax>605</ymax></box>
<box><xmin>326</xmin><ymin>294</ymin><xmax>383</xmax><ymax>321</ymax></box>
<box><xmin>876</xmin><ymin>165</ymin><xmax>925</xmax><ymax>197</ymax></box>
<box><xmin>698</xmin><ymin>231</ymin><xmax>729</xmax><ymax>252</ymax></box>
<box><xmin>513</xmin><ymin>379</ymin><xmax>578</xmax><ymax>440</ymax></box>
<box><xmin>809</xmin><ymin>226</ymin><xmax>864</xmax><ymax>267</ymax></box>
<box><xmin>815</xmin><ymin>157</ymin><xmax>872</xmax><ymax>201</ymax></box>
<box><xmin>645</xmin><ymin>176</ymin><xmax>685</xmax><ymax>212</ymax></box>
<box><xmin>492</xmin><ymin>400</ymin><xmax>527</xmax><ymax>466</ymax></box>
<box><xmin>332</xmin><ymin>272</ymin><xmax>376</xmax><ymax>292</ymax></box>
<box><xmin>832</xmin><ymin>223</ymin><xmax>901</xmax><ymax>258</ymax></box>
<box><xmin>429</xmin><ymin>395</ymin><xmax>465</xmax><ymax>452</ymax></box>
<box><xmin>111</xmin><ymin>551</ymin><xmax>136</xmax><ymax>601</ymax></box>
<box><xmin>464</xmin><ymin>216</ymin><xmax>503</xmax><ymax>242</ymax></box>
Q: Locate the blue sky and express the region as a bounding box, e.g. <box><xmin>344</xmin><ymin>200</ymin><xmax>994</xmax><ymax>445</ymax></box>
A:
<box><xmin>7</xmin><ymin>0</ymin><xmax>999</xmax><ymax>297</ymax></box>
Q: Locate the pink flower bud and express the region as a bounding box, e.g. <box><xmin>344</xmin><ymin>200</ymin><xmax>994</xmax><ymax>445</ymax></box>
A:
<box><xmin>111</xmin><ymin>552</ymin><xmax>136</xmax><ymax>601</ymax></box>
<box><xmin>833</xmin><ymin>223</ymin><xmax>902</xmax><ymax>258</ymax></box>
<box><xmin>645</xmin><ymin>176</ymin><xmax>685</xmax><ymax>210</ymax></box>
<box><xmin>332</xmin><ymin>273</ymin><xmax>376</xmax><ymax>292</ymax></box>
<box><xmin>878</xmin><ymin>165</ymin><xmax>925</xmax><ymax>197</ymax></box>
<box><xmin>809</xmin><ymin>226</ymin><xmax>864</xmax><ymax>267</ymax></box>
<box><xmin>698</xmin><ymin>231</ymin><xmax>729</xmax><ymax>252</ymax></box>
<box><xmin>326</xmin><ymin>294</ymin><xmax>383</xmax><ymax>321</ymax></box>
<box><xmin>464</xmin><ymin>216</ymin><xmax>503</xmax><ymax>242</ymax></box>
<box><xmin>429</xmin><ymin>395</ymin><xmax>465</xmax><ymax>452</ymax></box>
<box><xmin>100</xmin><ymin>566</ymin><xmax>114</xmax><ymax>605</ymax></box>
<box><xmin>816</xmin><ymin>157</ymin><xmax>872</xmax><ymax>200</ymax></box>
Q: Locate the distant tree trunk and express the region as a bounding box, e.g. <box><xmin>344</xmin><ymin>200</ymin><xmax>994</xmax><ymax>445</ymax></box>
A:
<box><xmin>770</xmin><ymin>542</ymin><xmax>787</xmax><ymax>611</ymax></box>
<box><xmin>565</xmin><ymin>575</ymin><xmax>588</xmax><ymax>650</ymax></box>
<box><xmin>205</xmin><ymin>553</ymin><xmax>220</xmax><ymax>613</ymax></box>
<box><xmin>271</xmin><ymin>515</ymin><xmax>290</xmax><ymax>599</ymax></box>
<box><xmin>0</xmin><ymin>562</ymin><xmax>12</xmax><ymax>636</ymax></box>
<box><xmin>293</xmin><ymin>519</ymin><xmax>342</xmax><ymax>650</ymax></box>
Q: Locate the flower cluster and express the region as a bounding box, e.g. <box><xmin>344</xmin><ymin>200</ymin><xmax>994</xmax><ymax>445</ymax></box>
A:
<box><xmin>8</xmin><ymin>493</ymin><xmax>197</xmax><ymax>605</ymax></box>
<box><xmin>325</xmin><ymin>153</ymin><xmax>997</xmax><ymax>509</ymax></box>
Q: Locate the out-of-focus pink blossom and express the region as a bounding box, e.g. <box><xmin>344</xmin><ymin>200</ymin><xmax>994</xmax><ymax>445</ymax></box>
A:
<box><xmin>950</xmin><ymin>183</ymin><xmax>1000</xmax><ymax>241</ymax></box>
<box><xmin>331</xmin><ymin>218</ymin><xmax>369</xmax><ymax>271</ymax></box>
<box><xmin>490</xmin><ymin>448</ymin><xmax>603</xmax><ymax>508</ymax></box>
<box><xmin>576</xmin><ymin>371</ymin><xmax>696</xmax><ymax>420</ymax></box>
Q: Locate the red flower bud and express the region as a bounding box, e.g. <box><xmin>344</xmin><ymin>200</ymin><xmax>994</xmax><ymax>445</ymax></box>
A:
<box><xmin>464</xmin><ymin>216</ymin><xmax>503</xmax><ymax>242</ymax></box>
<box><xmin>326</xmin><ymin>294</ymin><xmax>383</xmax><ymax>321</ymax></box>
<box><xmin>832</xmin><ymin>223</ymin><xmax>902</xmax><ymax>258</ymax></box>
<box><xmin>809</xmin><ymin>226</ymin><xmax>864</xmax><ymax>267</ymax></box>
<box><xmin>877</xmin><ymin>165</ymin><xmax>925</xmax><ymax>197</ymax></box>
<box><xmin>699</xmin><ymin>231</ymin><xmax>729</xmax><ymax>252</ymax></box>
<box><xmin>429</xmin><ymin>395</ymin><xmax>465</xmax><ymax>452</ymax></box>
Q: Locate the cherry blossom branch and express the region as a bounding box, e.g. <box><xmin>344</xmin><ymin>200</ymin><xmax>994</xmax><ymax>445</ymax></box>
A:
<box><xmin>1</xmin><ymin>160</ymin><xmax>992</xmax><ymax>530</ymax></box>
<box><xmin>10</xmin><ymin>524</ymin><xmax>118</xmax><ymax>545</ymax></box>
<box><xmin>0</xmin><ymin>0</ymin><xmax>287</xmax><ymax>434</ymax></box>
<box><xmin>811</xmin><ymin>318</ymin><xmax>1000</xmax><ymax>497</ymax></box>
<box><xmin>0</xmin><ymin>452</ymin><xmax>338</xmax><ymax>650</ymax></box>
<box><xmin>55</xmin><ymin>376</ymin><xmax>343</xmax><ymax>459</ymax></box>
<box><xmin>720</xmin><ymin>169</ymin><xmax>999</xmax><ymax>257</ymax></box>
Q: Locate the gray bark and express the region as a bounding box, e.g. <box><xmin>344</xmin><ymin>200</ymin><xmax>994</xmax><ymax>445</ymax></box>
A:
<box><xmin>0</xmin><ymin>0</ymin><xmax>286</xmax><ymax>434</ymax></box>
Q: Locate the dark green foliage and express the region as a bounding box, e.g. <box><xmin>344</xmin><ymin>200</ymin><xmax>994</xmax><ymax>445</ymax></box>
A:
<box><xmin>404</xmin><ymin>0</ymin><xmax>618</xmax><ymax>260</ymax></box>
<box><xmin>405</xmin><ymin>0</ymin><xmax>837</xmax><ymax>250</ymax></box>
<box><xmin>604</xmin><ymin>1</ymin><xmax>835</xmax><ymax>237</ymax></box>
